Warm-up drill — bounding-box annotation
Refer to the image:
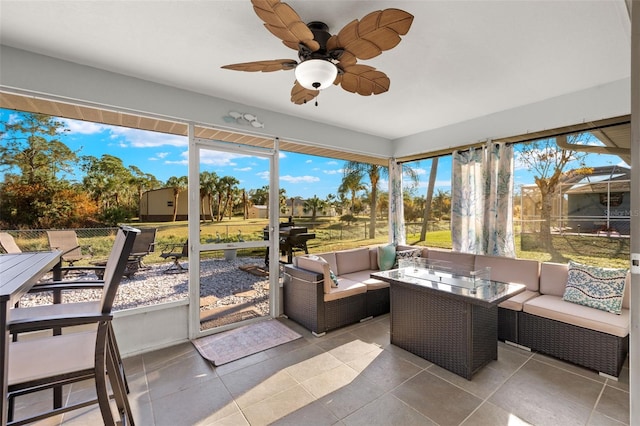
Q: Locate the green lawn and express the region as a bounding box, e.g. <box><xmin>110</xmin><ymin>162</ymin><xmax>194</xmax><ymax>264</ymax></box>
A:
<box><xmin>12</xmin><ymin>216</ymin><xmax>626</xmax><ymax>269</ymax></box>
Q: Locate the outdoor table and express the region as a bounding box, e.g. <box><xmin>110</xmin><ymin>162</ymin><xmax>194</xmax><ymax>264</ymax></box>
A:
<box><xmin>372</xmin><ymin>265</ymin><xmax>525</xmax><ymax>380</ymax></box>
<box><xmin>0</xmin><ymin>251</ymin><xmax>62</xmax><ymax>426</ymax></box>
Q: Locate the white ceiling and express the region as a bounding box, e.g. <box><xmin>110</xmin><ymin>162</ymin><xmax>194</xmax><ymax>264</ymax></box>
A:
<box><xmin>0</xmin><ymin>0</ymin><xmax>632</xmax><ymax>141</ymax></box>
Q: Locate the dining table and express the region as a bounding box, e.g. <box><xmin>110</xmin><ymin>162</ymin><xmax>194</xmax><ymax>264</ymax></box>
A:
<box><xmin>0</xmin><ymin>251</ymin><xmax>62</xmax><ymax>426</ymax></box>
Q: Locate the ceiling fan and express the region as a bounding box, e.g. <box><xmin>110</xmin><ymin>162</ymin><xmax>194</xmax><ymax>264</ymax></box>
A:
<box><xmin>221</xmin><ymin>0</ymin><xmax>414</xmax><ymax>105</ymax></box>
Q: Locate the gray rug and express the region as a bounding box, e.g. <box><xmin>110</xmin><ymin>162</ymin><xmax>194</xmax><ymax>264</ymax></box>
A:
<box><xmin>192</xmin><ymin>319</ymin><xmax>302</xmax><ymax>366</ymax></box>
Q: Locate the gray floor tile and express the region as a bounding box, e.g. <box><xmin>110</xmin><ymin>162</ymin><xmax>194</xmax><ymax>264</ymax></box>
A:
<box><xmin>13</xmin><ymin>315</ymin><xmax>632</xmax><ymax>425</ymax></box>
<box><xmin>490</xmin><ymin>358</ymin><xmax>605</xmax><ymax>426</ymax></box>
<box><xmin>343</xmin><ymin>393</ymin><xmax>436</xmax><ymax>425</ymax></box>
<box><xmin>595</xmin><ymin>385</ymin><xmax>630</xmax><ymax>425</ymax></box>
<box><xmin>392</xmin><ymin>370</ymin><xmax>483</xmax><ymax>425</ymax></box>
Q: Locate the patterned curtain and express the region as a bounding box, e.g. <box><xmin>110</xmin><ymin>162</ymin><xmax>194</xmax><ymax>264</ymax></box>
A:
<box><xmin>388</xmin><ymin>159</ymin><xmax>406</xmax><ymax>245</ymax></box>
<box><xmin>451</xmin><ymin>147</ymin><xmax>485</xmax><ymax>253</ymax></box>
<box><xmin>451</xmin><ymin>142</ymin><xmax>515</xmax><ymax>257</ymax></box>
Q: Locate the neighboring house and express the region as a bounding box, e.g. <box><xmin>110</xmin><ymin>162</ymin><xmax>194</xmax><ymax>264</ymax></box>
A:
<box><xmin>248</xmin><ymin>205</ymin><xmax>268</xmax><ymax>219</ymax></box>
<box><xmin>140</xmin><ymin>188</ymin><xmax>188</xmax><ymax>222</ymax></box>
<box><xmin>520</xmin><ymin>166</ymin><xmax>631</xmax><ymax>235</ymax></box>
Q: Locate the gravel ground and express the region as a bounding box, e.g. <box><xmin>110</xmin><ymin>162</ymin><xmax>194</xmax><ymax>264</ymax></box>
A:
<box><xmin>19</xmin><ymin>257</ymin><xmax>271</xmax><ymax>315</ymax></box>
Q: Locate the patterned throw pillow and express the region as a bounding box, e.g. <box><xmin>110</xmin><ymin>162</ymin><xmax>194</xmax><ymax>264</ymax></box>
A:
<box><xmin>394</xmin><ymin>249</ymin><xmax>421</xmax><ymax>268</ymax></box>
<box><xmin>377</xmin><ymin>244</ymin><xmax>396</xmax><ymax>271</ymax></box>
<box><xmin>562</xmin><ymin>261</ymin><xmax>628</xmax><ymax>315</ymax></box>
<box><xmin>329</xmin><ymin>270</ymin><xmax>339</xmax><ymax>287</ymax></box>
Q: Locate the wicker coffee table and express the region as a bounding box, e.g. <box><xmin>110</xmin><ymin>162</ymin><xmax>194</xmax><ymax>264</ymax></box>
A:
<box><xmin>372</xmin><ymin>266</ymin><xmax>525</xmax><ymax>380</ymax></box>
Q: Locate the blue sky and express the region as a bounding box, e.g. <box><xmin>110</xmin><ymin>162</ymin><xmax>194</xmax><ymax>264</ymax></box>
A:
<box><xmin>0</xmin><ymin>108</ymin><xmax>627</xmax><ymax>200</ymax></box>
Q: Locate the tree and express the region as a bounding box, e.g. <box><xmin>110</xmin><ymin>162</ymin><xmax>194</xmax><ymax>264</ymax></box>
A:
<box><xmin>129</xmin><ymin>165</ymin><xmax>162</xmax><ymax>203</ymax></box>
<box><xmin>0</xmin><ymin>112</ymin><xmax>89</xmax><ymax>228</ymax></box>
<box><xmin>420</xmin><ymin>157</ymin><xmax>439</xmax><ymax>241</ymax></box>
<box><xmin>248</xmin><ymin>185</ymin><xmax>269</xmax><ymax>205</ymax></box>
<box><xmin>218</xmin><ymin>176</ymin><xmax>240</xmax><ymax>221</ymax></box>
<box><xmin>342</xmin><ymin>162</ymin><xmax>386</xmax><ymax>238</ymax></box>
<box><xmin>303</xmin><ymin>195</ymin><xmax>326</xmax><ymax>222</ymax></box>
<box><xmin>432</xmin><ymin>189</ymin><xmax>451</xmax><ymax>220</ymax></box>
<box><xmin>199</xmin><ymin>171</ymin><xmax>218</xmax><ymax>221</ymax></box>
<box><xmin>165</xmin><ymin>175</ymin><xmax>188</xmax><ymax>222</ymax></box>
<box><xmin>82</xmin><ymin>154</ymin><xmax>131</xmax><ymax>208</ymax></box>
<box><xmin>517</xmin><ymin>134</ymin><xmax>588</xmax><ymax>252</ymax></box>
<box><xmin>338</xmin><ymin>169</ymin><xmax>366</xmax><ymax>215</ymax></box>
<box><xmin>0</xmin><ymin>112</ymin><xmax>76</xmax><ymax>186</ymax></box>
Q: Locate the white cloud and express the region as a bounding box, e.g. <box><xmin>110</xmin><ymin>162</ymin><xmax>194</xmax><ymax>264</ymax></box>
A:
<box><xmin>256</xmin><ymin>171</ymin><xmax>270</xmax><ymax>180</ymax></box>
<box><xmin>305</xmin><ymin>159</ymin><xmax>312</xmax><ymax>163</ymax></box>
<box><xmin>280</xmin><ymin>175</ymin><xmax>320</xmax><ymax>184</ymax></box>
<box><xmin>110</xmin><ymin>127</ymin><xmax>187</xmax><ymax>148</ymax></box>
<box><xmin>323</xmin><ymin>168</ymin><xmax>343</xmax><ymax>175</ymax></box>
<box><xmin>326</xmin><ymin>160</ymin><xmax>338</xmax><ymax>165</ymax></box>
<box><xmin>408</xmin><ymin>167</ymin><xmax>427</xmax><ymax>176</ymax></box>
<box><xmin>149</xmin><ymin>152</ymin><xmax>170</xmax><ymax>161</ymax></box>
<box><xmin>59</xmin><ymin>118</ymin><xmax>108</xmax><ymax>134</ymax></box>
<box><xmin>234</xmin><ymin>167</ymin><xmax>252</xmax><ymax>172</ymax></box>
<box><xmin>198</xmin><ymin>150</ymin><xmax>247</xmax><ymax>166</ymax></box>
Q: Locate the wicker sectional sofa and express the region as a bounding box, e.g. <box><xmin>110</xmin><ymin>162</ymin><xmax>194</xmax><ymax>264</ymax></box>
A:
<box><xmin>283</xmin><ymin>245</ymin><xmax>630</xmax><ymax>377</ymax></box>
<box><xmin>283</xmin><ymin>246</ymin><xmax>391</xmax><ymax>336</ymax></box>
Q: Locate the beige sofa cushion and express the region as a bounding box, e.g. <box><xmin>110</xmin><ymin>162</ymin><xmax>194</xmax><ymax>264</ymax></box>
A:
<box><xmin>523</xmin><ymin>294</ymin><xmax>629</xmax><ymax>337</ymax></box>
<box><xmin>498</xmin><ymin>290</ymin><xmax>540</xmax><ymax>311</ymax></box>
<box><xmin>316</xmin><ymin>252</ymin><xmax>338</xmax><ymax>276</ymax></box>
<box><xmin>341</xmin><ymin>271</ymin><xmax>389</xmax><ymax>290</ymax></box>
<box><xmin>475</xmin><ymin>255</ymin><xmax>540</xmax><ymax>292</ymax></box>
<box><xmin>295</xmin><ymin>254</ymin><xmax>336</xmax><ymax>294</ymax></box>
<box><xmin>335</xmin><ymin>247</ymin><xmax>371</xmax><ymax>275</ymax></box>
<box><xmin>323</xmin><ymin>279</ymin><xmax>367</xmax><ymax>302</ymax></box>
<box><xmin>427</xmin><ymin>248</ymin><xmax>475</xmax><ymax>272</ymax></box>
<box><xmin>539</xmin><ymin>262</ymin><xmax>569</xmax><ymax>297</ymax></box>
<box><xmin>369</xmin><ymin>247</ymin><xmax>379</xmax><ymax>270</ymax></box>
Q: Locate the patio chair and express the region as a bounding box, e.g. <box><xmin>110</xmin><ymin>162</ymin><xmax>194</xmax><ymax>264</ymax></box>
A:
<box><xmin>46</xmin><ymin>229</ymin><xmax>93</xmax><ymax>266</ymax></box>
<box><xmin>7</xmin><ymin>226</ymin><xmax>139</xmax><ymax>425</ymax></box>
<box><xmin>0</xmin><ymin>232</ymin><xmax>22</xmax><ymax>254</ymax></box>
<box><xmin>159</xmin><ymin>239</ymin><xmax>188</xmax><ymax>273</ymax></box>
<box><xmin>129</xmin><ymin>227</ymin><xmax>157</xmax><ymax>268</ymax></box>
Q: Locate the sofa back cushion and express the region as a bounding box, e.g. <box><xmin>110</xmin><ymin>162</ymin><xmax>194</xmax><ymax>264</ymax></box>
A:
<box><xmin>539</xmin><ymin>262</ymin><xmax>569</xmax><ymax>297</ymax></box>
<box><xmin>336</xmin><ymin>247</ymin><xmax>371</xmax><ymax>275</ymax></box>
<box><xmin>369</xmin><ymin>247</ymin><xmax>379</xmax><ymax>270</ymax></box>
<box><xmin>316</xmin><ymin>252</ymin><xmax>338</xmax><ymax>276</ymax></box>
<box><xmin>295</xmin><ymin>254</ymin><xmax>337</xmax><ymax>293</ymax></box>
<box><xmin>475</xmin><ymin>255</ymin><xmax>540</xmax><ymax>291</ymax></box>
<box><xmin>427</xmin><ymin>248</ymin><xmax>475</xmax><ymax>272</ymax></box>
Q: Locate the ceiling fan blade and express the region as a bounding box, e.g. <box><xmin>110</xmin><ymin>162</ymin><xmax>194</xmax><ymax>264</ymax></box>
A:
<box><xmin>328</xmin><ymin>9</ymin><xmax>414</xmax><ymax>60</ymax></box>
<box><xmin>251</xmin><ymin>0</ymin><xmax>320</xmax><ymax>52</ymax></box>
<box><xmin>335</xmin><ymin>49</ymin><xmax>357</xmax><ymax>68</ymax></box>
<box><xmin>291</xmin><ymin>81</ymin><xmax>319</xmax><ymax>105</ymax></box>
<box><xmin>339</xmin><ymin>65</ymin><xmax>390</xmax><ymax>96</ymax></box>
<box><xmin>221</xmin><ymin>59</ymin><xmax>297</xmax><ymax>72</ymax></box>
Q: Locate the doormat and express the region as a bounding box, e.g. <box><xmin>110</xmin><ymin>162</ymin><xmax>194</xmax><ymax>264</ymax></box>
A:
<box><xmin>200</xmin><ymin>309</ymin><xmax>262</xmax><ymax>331</ymax></box>
<box><xmin>192</xmin><ymin>319</ymin><xmax>302</xmax><ymax>366</ymax></box>
<box><xmin>238</xmin><ymin>264</ymin><xmax>269</xmax><ymax>277</ymax></box>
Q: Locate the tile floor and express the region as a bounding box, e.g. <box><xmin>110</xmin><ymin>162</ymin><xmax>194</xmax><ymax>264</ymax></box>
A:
<box><xmin>13</xmin><ymin>314</ymin><xmax>630</xmax><ymax>425</ymax></box>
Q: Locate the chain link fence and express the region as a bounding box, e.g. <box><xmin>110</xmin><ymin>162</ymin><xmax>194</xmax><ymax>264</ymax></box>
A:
<box><xmin>2</xmin><ymin>228</ymin><xmax>119</xmax><ymax>255</ymax></box>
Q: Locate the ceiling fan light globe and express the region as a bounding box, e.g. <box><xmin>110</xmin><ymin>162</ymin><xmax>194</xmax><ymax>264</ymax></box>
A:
<box><xmin>295</xmin><ymin>59</ymin><xmax>337</xmax><ymax>90</ymax></box>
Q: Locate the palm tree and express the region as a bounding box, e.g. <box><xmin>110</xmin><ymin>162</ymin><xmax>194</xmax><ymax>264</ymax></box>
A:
<box><xmin>343</xmin><ymin>162</ymin><xmax>387</xmax><ymax>238</ymax></box>
<box><xmin>199</xmin><ymin>171</ymin><xmax>218</xmax><ymax>222</ymax></box>
<box><xmin>218</xmin><ymin>176</ymin><xmax>240</xmax><ymax>221</ymax></box>
<box><xmin>338</xmin><ymin>170</ymin><xmax>366</xmax><ymax>215</ymax></box>
<box><xmin>165</xmin><ymin>175</ymin><xmax>188</xmax><ymax>222</ymax></box>
<box><xmin>303</xmin><ymin>195</ymin><xmax>326</xmax><ymax>222</ymax></box>
<box><xmin>420</xmin><ymin>157</ymin><xmax>439</xmax><ymax>241</ymax></box>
